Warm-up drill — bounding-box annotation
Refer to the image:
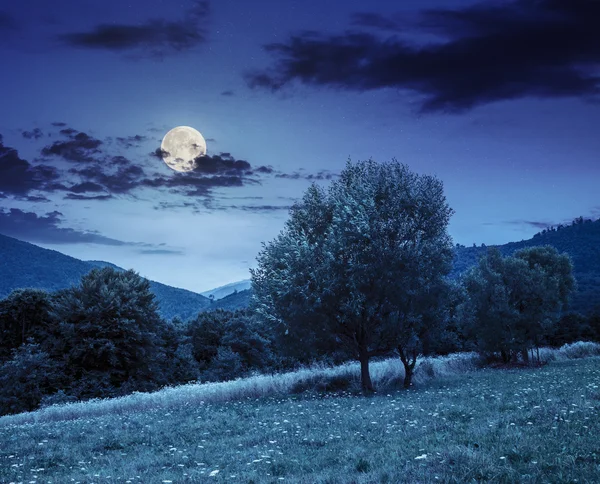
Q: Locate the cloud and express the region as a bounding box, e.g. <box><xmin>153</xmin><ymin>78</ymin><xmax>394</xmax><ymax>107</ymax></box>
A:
<box><xmin>68</xmin><ymin>181</ymin><xmax>106</xmax><ymax>193</ymax></box>
<box><xmin>275</xmin><ymin>169</ymin><xmax>337</xmax><ymax>180</ymax></box>
<box><xmin>193</xmin><ymin>153</ymin><xmax>251</xmax><ymax>175</ymax></box>
<box><xmin>246</xmin><ymin>0</ymin><xmax>600</xmax><ymax>112</ymax></box>
<box><xmin>505</xmin><ymin>220</ymin><xmax>554</xmax><ymax>230</ymax></box>
<box><xmin>69</xmin><ymin>163</ymin><xmax>145</xmax><ymax>194</ymax></box>
<box><xmin>21</xmin><ymin>128</ymin><xmax>44</xmax><ymax>140</ymax></box>
<box><xmin>139</xmin><ymin>249</ymin><xmax>184</xmax><ymax>255</ymax></box>
<box><xmin>41</xmin><ymin>130</ymin><xmax>103</xmax><ymax>162</ymax></box>
<box><xmin>0</xmin><ymin>208</ymin><xmax>139</xmax><ymax>245</ymax></box>
<box><xmin>58</xmin><ymin>0</ymin><xmax>210</xmax><ymax>58</ymax></box>
<box><xmin>228</xmin><ymin>204</ymin><xmax>294</xmax><ymax>213</ymax></box>
<box><xmin>64</xmin><ymin>193</ymin><xmax>113</xmax><ymax>201</ymax></box>
<box><xmin>221</xmin><ymin>90</ymin><xmax>234</xmax><ymax>96</ymax></box>
<box><xmin>0</xmin><ymin>136</ymin><xmax>61</xmax><ymax>197</ymax></box>
<box><xmin>51</xmin><ymin>122</ymin><xmax>67</xmax><ymax>127</ymax></box>
<box><xmin>116</xmin><ymin>134</ymin><xmax>148</xmax><ymax>148</ymax></box>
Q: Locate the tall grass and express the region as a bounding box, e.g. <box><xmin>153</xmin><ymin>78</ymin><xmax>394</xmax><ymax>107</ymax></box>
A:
<box><xmin>1</xmin><ymin>341</ymin><xmax>598</xmax><ymax>428</ymax></box>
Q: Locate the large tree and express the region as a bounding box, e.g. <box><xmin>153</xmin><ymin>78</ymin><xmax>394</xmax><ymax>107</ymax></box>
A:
<box><xmin>53</xmin><ymin>267</ymin><xmax>165</xmax><ymax>396</ymax></box>
<box><xmin>251</xmin><ymin>159</ymin><xmax>454</xmax><ymax>392</ymax></box>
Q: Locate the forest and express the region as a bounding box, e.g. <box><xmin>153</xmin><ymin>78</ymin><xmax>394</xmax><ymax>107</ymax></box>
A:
<box><xmin>1</xmin><ymin>159</ymin><xmax>599</xmax><ymax>416</ymax></box>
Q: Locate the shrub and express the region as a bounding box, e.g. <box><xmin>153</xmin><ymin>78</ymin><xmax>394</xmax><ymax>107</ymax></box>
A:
<box><xmin>0</xmin><ymin>342</ymin><xmax>65</xmax><ymax>416</ymax></box>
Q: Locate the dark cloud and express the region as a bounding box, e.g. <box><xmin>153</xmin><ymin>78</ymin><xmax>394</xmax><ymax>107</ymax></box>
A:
<box><xmin>275</xmin><ymin>169</ymin><xmax>337</xmax><ymax>180</ymax></box>
<box><xmin>64</xmin><ymin>193</ymin><xmax>113</xmax><ymax>201</ymax></box>
<box><xmin>24</xmin><ymin>195</ymin><xmax>50</xmax><ymax>203</ymax></box>
<box><xmin>139</xmin><ymin>249</ymin><xmax>184</xmax><ymax>255</ymax></box>
<box><xmin>193</xmin><ymin>153</ymin><xmax>251</xmax><ymax>175</ymax></box>
<box><xmin>254</xmin><ymin>165</ymin><xmax>274</xmax><ymax>174</ymax></box>
<box><xmin>506</xmin><ymin>220</ymin><xmax>554</xmax><ymax>230</ymax></box>
<box><xmin>247</xmin><ymin>0</ymin><xmax>600</xmax><ymax>112</ymax></box>
<box><xmin>0</xmin><ymin>209</ymin><xmax>137</xmax><ymax>245</ymax></box>
<box><xmin>42</xmin><ymin>130</ymin><xmax>103</xmax><ymax>162</ymax></box>
<box><xmin>221</xmin><ymin>90</ymin><xmax>234</xmax><ymax>96</ymax></box>
<box><xmin>22</xmin><ymin>128</ymin><xmax>44</xmax><ymax>140</ymax></box>
<box><xmin>68</xmin><ymin>181</ymin><xmax>106</xmax><ymax>193</ymax></box>
<box><xmin>150</xmin><ymin>147</ymin><xmax>170</xmax><ymax>159</ymax></box>
<box><xmin>51</xmin><ymin>122</ymin><xmax>67</xmax><ymax>127</ymax></box>
<box><xmin>228</xmin><ymin>204</ymin><xmax>293</xmax><ymax>213</ymax></box>
<box><xmin>70</xmin><ymin>163</ymin><xmax>145</xmax><ymax>194</ymax></box>
<box><xmin>116</xmin><ymin>134</ymin><xmax>147</xmax><ymax>148</ymax></box>
<box><xmin>0</xmin><ymin>136</ymin><xmax>61</xmax><ymax>197</ymax></box>
<box><xmin>58</xmin><ymin>1</ymin><xmax>210</xmax><ymax>58</ymax></box>
<box><xmin>142</xmin><ymin>173</ymin><xmax>248</xmax><ymax>197</ymax></box>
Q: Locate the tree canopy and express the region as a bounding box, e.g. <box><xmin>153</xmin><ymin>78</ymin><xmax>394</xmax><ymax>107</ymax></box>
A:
<box><xmin>251</xmin><ymin>159</ymin><xmax>454</xmax><ymax>392</ymax></box>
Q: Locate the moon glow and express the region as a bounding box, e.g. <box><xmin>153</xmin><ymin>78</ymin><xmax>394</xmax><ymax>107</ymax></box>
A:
<box><xmin>161</xmin><ymin>126</ymin><xmax>207</xmax><ymax>172</ymax></box>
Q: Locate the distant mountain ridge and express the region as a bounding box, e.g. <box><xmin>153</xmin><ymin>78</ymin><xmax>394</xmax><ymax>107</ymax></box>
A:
<box><xmin>201</xmin><ymin>279</ymin><xmax>252</xmax><ymax>300</ymax></box>
<box><xmin>2</xmin><ymin>217</ymin><xmax>599</xmax><ymax>320</ymax></box>
<box><xmin>0</xmin><ymin>234</ymin><xmax>211</xmax><ymax>321</ymax></box>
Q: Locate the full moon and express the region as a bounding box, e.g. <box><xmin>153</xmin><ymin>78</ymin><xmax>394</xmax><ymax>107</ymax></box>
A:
<box><xmin>161</xmin><ymin>126</ymin><xmax>207</xmax><ymax>172</ymax></box>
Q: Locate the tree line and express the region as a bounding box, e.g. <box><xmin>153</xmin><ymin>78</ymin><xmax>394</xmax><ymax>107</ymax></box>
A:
<box><xmin>1</xmin><ymin>159</ymin><xmax>599</xmax><ymax>415</ymax></box>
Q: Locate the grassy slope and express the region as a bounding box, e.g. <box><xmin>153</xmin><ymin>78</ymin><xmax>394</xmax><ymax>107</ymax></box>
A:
<box><xmin>1</xmin><ymin>355</ymin><xmax>599</xmax><ymax>483</ymax></box>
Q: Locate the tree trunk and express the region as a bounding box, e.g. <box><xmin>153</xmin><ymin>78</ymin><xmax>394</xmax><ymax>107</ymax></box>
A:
<box><xmin>522</xmin><ymin>346</ymin><xmax>529</xmax><ymax>364</ymax></box>
<box><xmin>398</xmin><ymin>345</ymin><xmax>417</xmax><ymax>389</ymax></box>
<box><xmin>359</xmin><ymin>350</ymin><xmax>374</xmax><ymax>394</ymax></box>
<box><xmin>500</xmin><ymin>349</ymin><xmax>510</xmax><ymax>363</ymax></box>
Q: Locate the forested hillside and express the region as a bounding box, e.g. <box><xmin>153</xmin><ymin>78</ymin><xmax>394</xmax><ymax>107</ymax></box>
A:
<box><xmin>0</xmin><ymin>234</ymin><xmax>211</xmax><ymax>321</ymax></box>
<box><xmin>452</xmin><ymin>217</ymin><xmax>600</xmax><ymax>314</ymax></box>
<box><xmin>2</xmin><ymin>217</ymin><xmax>599</xmax><ymax>319</ymax></box>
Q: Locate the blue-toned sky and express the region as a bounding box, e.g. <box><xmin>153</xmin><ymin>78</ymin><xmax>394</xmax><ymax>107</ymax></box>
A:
<box><xmin>1</xmin><ymin>0</ymin><xmax>599</xmax><ymax>292</ymax></box>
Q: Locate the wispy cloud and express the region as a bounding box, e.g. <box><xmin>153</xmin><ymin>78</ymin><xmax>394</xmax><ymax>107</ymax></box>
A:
<box><xmin>58</xmin><ymin>1</ymin><xmax>211</xmax><ymax>59</ymax></box>
<box><xmin>0</xmin><ymin>208</ymin><xmax>140</xmax><ymax>246</ymax></box>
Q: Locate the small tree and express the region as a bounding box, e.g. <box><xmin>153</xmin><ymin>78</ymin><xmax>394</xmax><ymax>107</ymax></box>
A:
<box><xmin>0</xmin><ymin>341</ymin><xmax>65</xmax><ymax>416</ymax></box>
<box><xmin>252</xmin><ymin>159</ymin><xmax>454</xmax><ymax>392</ymax></box>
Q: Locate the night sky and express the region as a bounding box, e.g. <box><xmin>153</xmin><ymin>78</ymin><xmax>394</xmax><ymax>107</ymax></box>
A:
<box><xmin>1</xmin><ymin>0</ymin><xmax>599</xmax><ymax>293</ymax></box>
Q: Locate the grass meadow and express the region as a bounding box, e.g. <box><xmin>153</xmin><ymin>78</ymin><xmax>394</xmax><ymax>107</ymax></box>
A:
<box><xmin>1</xmin><ymin>342</ymin><xmax>599</xmax><ymax>483</ymax></box>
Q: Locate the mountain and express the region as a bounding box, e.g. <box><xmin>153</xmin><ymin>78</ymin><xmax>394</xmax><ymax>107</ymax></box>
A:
<box><xmin>197</xmin><ymin>218</ymin><xmax>600</xmax><ymax>315</ymax></box>
<box><xmin>0</xmin><ymin>234</ymin><xmax>211</xmax><ymax>321</ymax></box>
<box><xmin>2</xmin><ymin>217</ymin><xmax>599</xmax><ymax>321</ymax></box>
<box><xmin>209</xmin><ymin>288</ymin><xmax>252</xmax><ymax>311</ymax></box>
<box><xmin>201</xmin><ymin>279</ymin><xmax>252</xmax><ymax>300</ymax></box>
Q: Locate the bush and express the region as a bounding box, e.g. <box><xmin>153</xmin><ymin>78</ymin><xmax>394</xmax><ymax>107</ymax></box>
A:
<box><xmin>0</xmin><ymin>342</ymin><xmax>65</xmax><ymax>416</ymax></box>
<box><xmin>559</xmin><ymin>341</ymin><xmax>600</xmax><ymax>359</ymax></box>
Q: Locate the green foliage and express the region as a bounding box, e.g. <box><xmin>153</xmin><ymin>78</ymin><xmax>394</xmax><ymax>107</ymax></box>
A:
<box><xmin>463</xmin><ymin>246</ymin><xmax>576</xmax><ymax>361</ymax></box>
<box><xmin>452</xmin><ymin>217</ymin><xmax>600</xmax><ymax>314</ymax></box>
<box><xmin>251</xmin><ymin>159</ymin><xmax>454</xmax><ymax>392</ymax></box>
<box><xmin>185</xmin><ymin>309</ymin><xmax>276</xmax><ymax>382</ymax></box>
<box><xmin>53</xmin><ymin>267</ymin><xmax>165</xmax><ymax>397</ymax></box>
<box><xmin>0</xmin><ymin>341</ymin><xmax>65</xmax><ymax>416</ymax></box>
<box><xmin>155</xmin><ymin>319</ymin><xmax>200</xmax><ymax>385</ymax></box>
<box><xmin>0</xmin><ymin>234</ymin><xmax>211</xmax><ymax>321</ymax></box>
<box><xmin>0</xmin><ymin>288</ymin><xmax>54</xmax><ymax>362</ymax></box>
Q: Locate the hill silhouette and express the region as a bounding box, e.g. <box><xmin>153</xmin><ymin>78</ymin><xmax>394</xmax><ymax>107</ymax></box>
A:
<box><xmin>0</xmin><ymin>234</ymin><xmax>211</xmax><ymax>321</ymax></box>
<box><xmin>452</xmin><ymin>217</ymin><xmax>600</xmax><ymax>314</ymax></box>
<box><xmin>2</xmin><ymin>217</ymin><xmax>599</xmax><ymax>318</ymax></box>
